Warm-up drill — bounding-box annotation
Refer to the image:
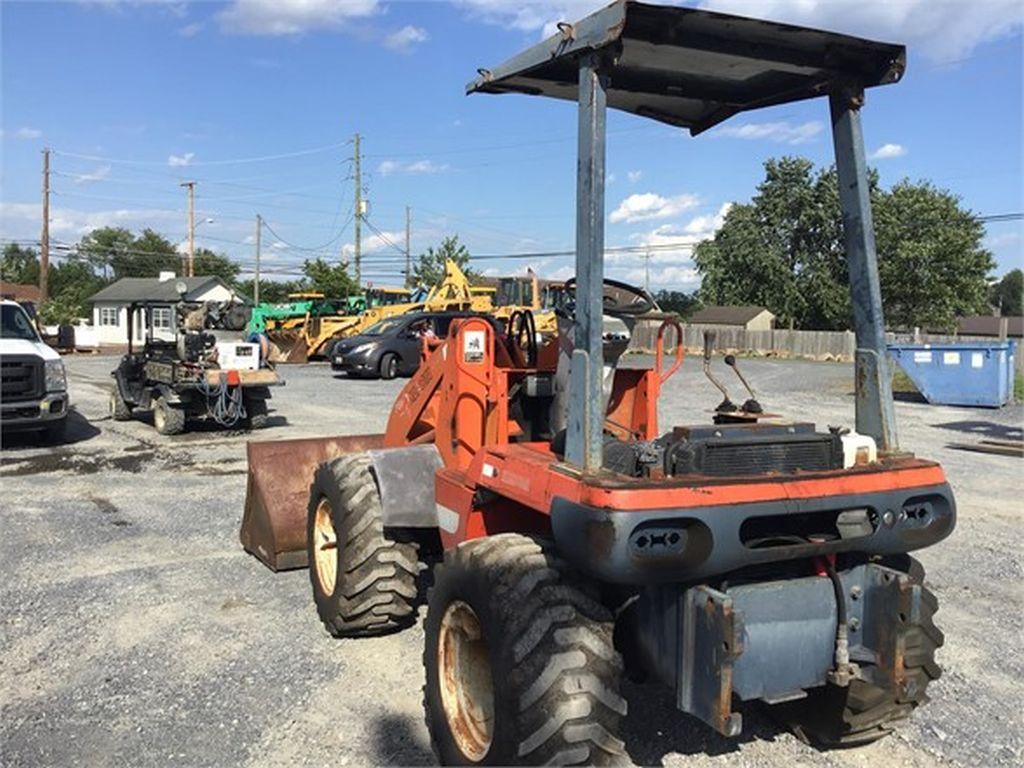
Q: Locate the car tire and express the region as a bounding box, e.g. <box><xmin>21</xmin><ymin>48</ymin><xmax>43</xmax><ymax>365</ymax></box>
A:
<box><xmin>152</xmin><ymin>395</ymin><xmax>186</xmax><ymax>435</ymax></box>
<box><xmin>245</xmin><ymin>398</ymin><xmax>269</xmax><ymax>430</ymax></box>
<box><xmin>379</xmin><ymin>353</ymin><xmax>399</xmax><ymax>380</ymax></box>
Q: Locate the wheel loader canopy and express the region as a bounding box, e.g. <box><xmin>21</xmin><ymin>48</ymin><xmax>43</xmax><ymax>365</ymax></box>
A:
<box><xmin>466</xmin><ymin>0</ymin><xmax>905</xmax><ymax>134</ymax></box>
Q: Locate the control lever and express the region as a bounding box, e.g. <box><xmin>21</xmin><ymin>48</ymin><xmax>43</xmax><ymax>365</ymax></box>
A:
<box><xmin>724</xmin><ymin>354</ymin><xmax>762</xmax><ymax>414</ymax></box>
<box><xmin>702</xmin><ymin>331</ymin><xmax>737</xmax><ymax>413</ymax></box>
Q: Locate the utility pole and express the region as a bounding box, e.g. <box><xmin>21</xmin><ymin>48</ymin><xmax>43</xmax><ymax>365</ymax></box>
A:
<box><xmin>405</xmin><ymin>205</ymin><xmax>411</xmax><ymax>287</ymax></box>
<box><xmin>40</xmin><ymin>148</ymin><xmax>50</xmax><ymax>302</ymax></box>
<box><xmin>353</xmin><ymin>133</ymin><xmax>362</xmax><ymax>287</ymax></box>
<box><xmin>644</xmin><ymin>249</ymin><xmax>651</xmax><ymax>292</ymax></box>
<box><xmin>254</xmin><ymin>214</ymin><xmax>262</xmax><ymax>305</ymax></box>
<box><xmin>181</xmin><ymin>181</ymin><xmax>196</xmax><ymax>277</ymax></box>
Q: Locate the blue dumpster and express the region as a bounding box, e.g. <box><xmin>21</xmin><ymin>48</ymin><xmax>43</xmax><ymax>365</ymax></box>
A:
<box><xmin>888</xmin><ymin>341</ymin><xmax>1017</xmax><ymax>408</ymax></box>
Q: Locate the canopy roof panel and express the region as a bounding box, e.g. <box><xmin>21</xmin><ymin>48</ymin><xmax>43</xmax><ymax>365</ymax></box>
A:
<box><xmin>467</xmin><ymin>1</ymin><xmax>905</xmax><ymax>134</ymax></box>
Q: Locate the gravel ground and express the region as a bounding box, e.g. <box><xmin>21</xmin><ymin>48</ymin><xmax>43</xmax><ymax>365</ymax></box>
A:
<box><xmin>1</xmin><ymin>354</ymin><xmax>1021</xmax><ymax>767</ymax></box>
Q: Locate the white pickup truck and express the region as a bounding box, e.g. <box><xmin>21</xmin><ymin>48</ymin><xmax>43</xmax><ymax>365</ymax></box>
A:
<box><xmin>0</xmin><ymin>299</ymin><xmax>69</xmax><ymax>442</ymax></box>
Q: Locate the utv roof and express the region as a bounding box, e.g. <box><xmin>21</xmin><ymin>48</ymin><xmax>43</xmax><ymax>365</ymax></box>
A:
<box><xmin>467</xmin><ymin>0</ymin><xmax>905</xmax><ymax>134</ymax></box>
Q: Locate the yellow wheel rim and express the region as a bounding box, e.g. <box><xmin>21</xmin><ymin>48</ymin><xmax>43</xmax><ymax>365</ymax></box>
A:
<box><xmin>438</xmin><ymin>600</ymin><xmax>494</xmax><ymax>761</ymax></box>
<box><xmin>313</xmin><ymin>499</ymin><xmax>338</xmax><ymax>596</ymax></box>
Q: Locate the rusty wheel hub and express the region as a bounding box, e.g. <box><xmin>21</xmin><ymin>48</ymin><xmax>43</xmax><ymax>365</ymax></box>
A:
<box><xmin>438</xmin><ymin>600</ymin><xmax>494</xmax><ymax>761</ymax></box>
<box><xmin>312</xmin><ymin>499</ymin><xmax>338</xmax><ymax>596</ymax></box>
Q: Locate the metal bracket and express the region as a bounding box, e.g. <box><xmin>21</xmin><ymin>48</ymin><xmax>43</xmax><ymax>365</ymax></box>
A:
<box><xmin>367</xmin><ymin>445</ymin><xmax>443</xmax><ymax>528</ymax></box>
<box><xmin>679</xmin><ymin>585</ymin><xmax>744</xmax><ymax>737</ymax></box>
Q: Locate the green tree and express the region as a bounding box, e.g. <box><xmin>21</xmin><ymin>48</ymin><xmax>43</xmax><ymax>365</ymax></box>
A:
<box><xmin>694</xmin><ymin>157</ymin><xmax>993</xmax><ymax>331</ymax></box>
<box><xmin>411</xmin><ymin>235</ymin><xmax>475</xmax><ymax>288</ymax></box>
<box><xmin>989</xmin><ymin>269</ymin><xmax>1023</xmax><ymax>316</ymax></box>
<box><xmin>1</xmin><ymin>243</ymin><xmax>41</xmax><ymax>285</ymax></box>
<box><xmin>302</xmin><ymin>258</ymin><xmax>358</xmax><ymax>298</ymax></box>
<box><xmin>77</xmin><ymin>227</ymin><xmax>137</xmax><ymax>278</ymax></box>
<box><xmin>653</xmin><ymin>289</ymin><xmax>702</xmax><ymax>318</ymax></box>
<box><xmin>193</xmin><ymin>247</ymin><xmax>241</xmax><ymax>286</ymax></box>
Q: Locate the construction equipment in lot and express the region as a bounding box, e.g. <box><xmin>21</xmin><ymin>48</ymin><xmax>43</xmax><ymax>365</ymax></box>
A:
<box><xmin>112</xmin><ymin>296</ymin><xmax>281</xmax><ymax>435</ymax></box>
<box><xmin>242</xmin><ymin>3</ymin><xmax>955</xmax><ymax>764</ymax></box>
<box><xmin>264</xmin><ymin>262</ymin><xmax>489</xmax><ymax>363</ymax></box>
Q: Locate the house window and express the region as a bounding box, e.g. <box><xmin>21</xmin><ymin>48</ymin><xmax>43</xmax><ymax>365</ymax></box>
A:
<box><xmin>100</xmin><ymin>307</ymin><xmax>119</xmax><ymax>326</ymax></box>
<box><xmin>152</xmin><ymin>307</ymin><xmax>172</xmax><ymax>331</ymax></box>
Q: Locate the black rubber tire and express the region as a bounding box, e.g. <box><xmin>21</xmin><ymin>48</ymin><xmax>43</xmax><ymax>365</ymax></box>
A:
<box><xmin>423</xmin><ymin>534</ymin><xmax>627</xmax><ymax>766</ymax></box>
<box><xmin>109</xmin><ymin>387</ymin><xmax>132</xmax><ymax>421</ymax></box>
<box><xmin>245</xmin><ymin>398</ymin><xmax>269</xmax><ymax>430</ymax></box>
<box><xmin>379</xmin><ymin>352</ymin><xmax>399</xmax><ymax>380</ymax></box>
<box><xmin>771</xmin><ymin>557</ymin><xmax>943</xmax><ymax>747</ymax></box>
<box><xmin>306</xmin><ymin>453</ymin><xmax>420</xmax><ymax>637</ymax></box>
<box><xmin>152</xmin><ymin>396</ymin><xmax>186</xmax><ymax>435</ymax></box>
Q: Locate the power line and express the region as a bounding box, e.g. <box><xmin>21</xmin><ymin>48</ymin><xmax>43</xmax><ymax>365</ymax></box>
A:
<box><xmin>51</xmin><ymin>139</ymin><xmax>351</xmax><ymax>167</ymax></box>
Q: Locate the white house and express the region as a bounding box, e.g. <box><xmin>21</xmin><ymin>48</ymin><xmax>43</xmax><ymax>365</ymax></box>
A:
<box><xmin>88</xmin><ymin>272</ymin><xmax>248</xmax><ymax>346</ymax></box>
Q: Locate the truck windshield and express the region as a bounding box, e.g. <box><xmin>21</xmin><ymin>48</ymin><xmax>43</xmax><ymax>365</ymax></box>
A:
<box><xmin>1</xmin><ymin>304</ymin><xmax>40</xmax><ymax>341</ymax></box>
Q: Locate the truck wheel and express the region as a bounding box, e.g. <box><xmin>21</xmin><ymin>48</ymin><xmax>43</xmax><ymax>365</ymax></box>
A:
<box><xmin>109</xmin><ymin>387</ymin><xmax>132</xmax><ymax>421</ymax></box>
<box><xmin>152</xmin><ymin>396</ymin><xmax>186</xmax><ymax>435</ymax></box>
<box><xmin>423</xmin><ymin>534</ymin><xmax>627</xmax><ymax>766</ymax></box>
<box><xmin>245</xmin><ymin>398</ymin><xmax>269</xmax><ymax>430</ymax></box>
<box><xmin>306</xmin><ymin>453</ymin><xmax>420</xmax><ymax>637</ymax></box>
<box><xmin>379</xmin><ymin>353</ymin><xmax>399</xmax><ymax>380</ymax></box>
<box><xmin>771</xmin><ymin>557</ymin><xmax>942</xmax><ymax>747</ymax></box>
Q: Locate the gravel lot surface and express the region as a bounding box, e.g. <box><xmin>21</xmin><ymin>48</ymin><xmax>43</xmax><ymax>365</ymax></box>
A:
<box><xmin>2</xmin><ymin>354</ymin><xmax>1021</xmax><ymax>767</ymax></box>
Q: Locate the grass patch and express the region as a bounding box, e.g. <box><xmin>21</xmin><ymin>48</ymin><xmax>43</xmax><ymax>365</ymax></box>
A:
<box><xmin>1015</xmin><ymin>371</ymin><xmax>1023</xmax><ymax>402</ymax></box>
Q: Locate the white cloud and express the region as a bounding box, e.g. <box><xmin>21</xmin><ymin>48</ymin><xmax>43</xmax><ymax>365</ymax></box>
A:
<box><xmin>178</xmin><ymin>21</ymin><xmax>203</xmax><ymax>37</ymax></box>
<box><xmin>702</xmin><ymin>0</ymin><xmax>1023</xmax><ymax>63</ymax></box>
<box><xmin>377</xmin><ymin>159</ymin><xmax>449</xmax><ymax>176</ymax></box>
<box><xmin>168</xmin><ymin>152</ymin><xmax>195</xmax><ymax>167</ymax></box>
<box><xmin>607</xmin><ymin>203</ymin><xmax>732</xmax><ymax>270</ymax></box>
<box><xmin>1</xmin><ymin>126</ymin><xmax>43</xmax><ymax>140</ymax></box>
<box><xmin>218</xmin><ymin>0</ymin><xmax>379</xmax><ymax>36</ymax></box>
<box><xmin>384</xmin><ymin>24</ymin><xmax>429</xmax><ymax>52</ymax></box>
<box><xmin>73</xmin><ymin>165</ymin><xmax>112</xmax><ymax>184</ymax></box>
<box><xmin>609</xmin><ymin>192</ymin><xmax>699</xmax><ymax>224</ymax></box>
<box><xmin>606</xmin><ymin>173</ymin><xmax>617</xmax><ymax>185</ymax></box>
<box><xmin>627</xmin><ymin>170</ymin><xmax>643</xmax><ymax>184</ymax></box>
<box><xmin>0</xmin><ymin>201</ymin><xmax>182</xmax><ymax>241</ymax></box>
<box><xmin>341</xmin><ymin>229</ymin><xmax>405</xmax><ymax>258</ymax></box>
<box><xmin>455</xmin><ymin>1</ymin><xmax>600</xmax><ymax>37</ymax></box>
<box><xmin>869</xmin><ymin>143</ymin><xmax>908</xmax><ymax>160</ymax></box>
<box><xmin>712</xmin><ymin>121</ymin><xmax>823</xmax><ymax>145</ymax></box>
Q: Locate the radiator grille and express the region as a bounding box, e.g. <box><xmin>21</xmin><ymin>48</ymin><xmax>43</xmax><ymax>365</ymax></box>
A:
<box><xmin>702</xmin><ymin>439</ymin><xmax>837</xmax><ymax>476</ymax></box>
<box><xmin>1</xmin><ymin>356</ymin><xmax>43</xmax><ymax>400</ymax></box>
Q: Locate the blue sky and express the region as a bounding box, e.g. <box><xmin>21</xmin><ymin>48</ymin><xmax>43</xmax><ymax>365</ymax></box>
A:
<box><xmin>2</xmin><ymin>0</ymin><xmax>1022</xmax><ymax>290</ymax></box>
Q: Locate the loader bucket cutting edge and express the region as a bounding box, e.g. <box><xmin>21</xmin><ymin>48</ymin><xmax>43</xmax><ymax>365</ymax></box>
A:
<box><xmin>266</xmin><ymin>329</ymin><xmax>310</xmax><ymax>364</ymax></box>
<box><xmin>241</xmin><ymin>433</ymin><xmax>386</xmax><ymax>570</ymax></box>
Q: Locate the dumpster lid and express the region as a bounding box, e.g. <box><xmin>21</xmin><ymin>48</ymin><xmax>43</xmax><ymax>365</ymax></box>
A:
<box><xmin>467</xmin><ymin>0</ymin><xmax>906</xmax><ymax>134</ymax></box>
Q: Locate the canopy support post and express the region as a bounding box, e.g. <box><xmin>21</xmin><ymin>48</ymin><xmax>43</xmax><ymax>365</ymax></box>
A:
<box><xmin>829</xmin><ymin>85</ymin><xmax>899</xmax><ymax>452</ymax></box>
<box><xmin>566</xmin><ymin>53</ymin><xmax>608</xmax><ymax>472</ymax></box>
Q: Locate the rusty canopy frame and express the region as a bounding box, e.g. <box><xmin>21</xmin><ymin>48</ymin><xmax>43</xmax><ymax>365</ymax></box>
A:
<box><xmin>468</xmin><ymin>0</ymin><xmax>905</xmax><ymax>471</ymax></box>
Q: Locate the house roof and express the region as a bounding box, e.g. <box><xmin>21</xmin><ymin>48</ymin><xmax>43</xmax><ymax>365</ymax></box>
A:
<box><xmin>89</xmin><ymin>276</ymin><xmax>229</xmax><ymax>304</ymax></box>
<box><xmin>690</xmin><ymin>305</ymin><xmax>773</xmax><ymax>325</ymax></box>
<box><xmin>957</xmin><ymin>315</ymin><xmax>1024</xmax><ymax>338</ymax></box>
<box><xmin>0</xmin><ymin>281</ymin><xmax>41</xmax><ymax>303</ymax></box>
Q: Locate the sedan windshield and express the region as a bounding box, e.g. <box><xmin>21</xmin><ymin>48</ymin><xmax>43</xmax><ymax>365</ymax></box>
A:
<box><xmin>0</xmin><ymin>304</ymin><xmax>40</xmax><ymax>341</ymax></box>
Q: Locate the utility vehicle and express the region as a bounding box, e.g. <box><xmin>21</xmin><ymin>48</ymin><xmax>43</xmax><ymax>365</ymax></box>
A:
<box><xmin>242</xmin><ymin>3</ymin><xmax>954</xmax><ymax>764</ymax></box>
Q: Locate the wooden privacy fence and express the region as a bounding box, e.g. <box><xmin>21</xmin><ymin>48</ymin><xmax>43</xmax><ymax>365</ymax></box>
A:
<box><xmin>627</xmin><ymin>321</ymin><xmax>1023</xmax><ymax>372</ymax></box>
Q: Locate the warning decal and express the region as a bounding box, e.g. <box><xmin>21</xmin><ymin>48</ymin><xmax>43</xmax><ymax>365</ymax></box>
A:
<box><xmin>463</xmin><ymin>330</ymin><xmax>485</xmax><ymax>363</ymax></box>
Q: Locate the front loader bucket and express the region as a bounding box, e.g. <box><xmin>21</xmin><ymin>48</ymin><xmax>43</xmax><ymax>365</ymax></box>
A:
<box><xmin>266</xmin><ymin>329</ymin><xmax>309</xmax><ymax>364</ymax></box>
<box><xmin>241</xmin><ymin>434</ymin><xmax>386</xmax><ymax>570</ymax></box>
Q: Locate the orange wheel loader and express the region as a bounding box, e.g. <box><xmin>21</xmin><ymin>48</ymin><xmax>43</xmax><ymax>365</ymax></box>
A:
<box><xmin>241</xmin><ymin>3</ymin><xmax>955</xmax><ymax>764</ymax></box>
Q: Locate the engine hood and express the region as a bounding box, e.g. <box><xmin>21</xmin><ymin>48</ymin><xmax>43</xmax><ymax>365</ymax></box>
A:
<box><xmin>0</xmin><ymin>337</ymin><xmax>60</xmax><ymax>362</ymax></box>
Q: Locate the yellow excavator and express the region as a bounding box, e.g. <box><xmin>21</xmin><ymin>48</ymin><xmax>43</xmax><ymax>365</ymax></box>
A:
<box><xmin>265</xmin><ymin>260</ymin><xmax>500</xmax><ymax>363</ymax></box>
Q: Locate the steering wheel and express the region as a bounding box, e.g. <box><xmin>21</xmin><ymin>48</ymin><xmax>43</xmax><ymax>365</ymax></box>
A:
<box><xmin>562</xmin><ymin>277</ymin><xmax>656</xmax><ymax>317</ymax></box>
<box><xmin>506</xmin><ymin>309</ymin><xmax>538</xmax><ymax>367</ymax></box>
